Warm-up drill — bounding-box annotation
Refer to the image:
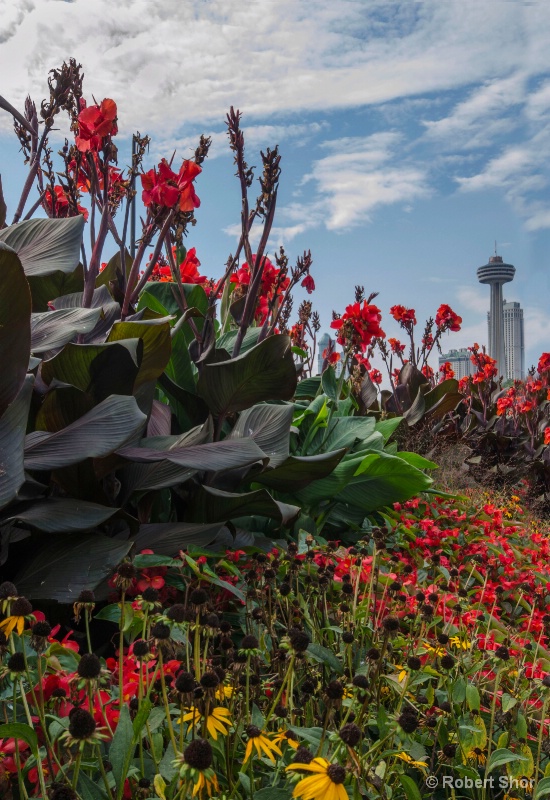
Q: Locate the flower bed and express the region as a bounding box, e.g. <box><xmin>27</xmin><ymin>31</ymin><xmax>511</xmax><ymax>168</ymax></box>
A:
<box><xmin>1</xmin><ymin>493</ymin><xmax>550</xmax><ymax>799</ymax></box>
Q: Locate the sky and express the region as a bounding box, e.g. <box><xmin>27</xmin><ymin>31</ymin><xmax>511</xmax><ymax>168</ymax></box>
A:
<box><xmin>1</xmin><ymin>0</ymin><xmax>549</xmax><ymax>372</ymax></box>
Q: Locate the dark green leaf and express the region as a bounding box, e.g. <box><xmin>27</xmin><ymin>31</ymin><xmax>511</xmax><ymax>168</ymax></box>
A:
<box><xmin>30</xmin><ymin>307</ymin><xmax>102</xmax><ymax>353</ymax></box>
<box><xmin>109</xmin><ymin>704</ymin><xmax>134</xmax><ymax>790</ymax></box>
<box><xmin>0</xmin><ymin>216</ymin><xmax>84</xmax><ymax>277</ymax></box>
<box><xmin>254</xmin><ymin>450</ymin><xmax>347</xmax><ymax>492</ymax></box>
<box><xmin>0</xmin><ymin>376</ymin><xmax>33</xmax><ymax>510</ymax></box>
<box><xmin>227</xmin><ymin>404</ymin><xmax>294</xmax><ymax>467</ymax></box>
<box><xmin>197</xmin><ymin>335</ymin><xmax>297</xmax><ymax>415</ymax></box>
<box><xmin>132</xmin><ymin>522</ymin><xmax>225</xmax><ymax>554</ymax></box>
<box><xmin>337</xmin><ymin>452</ymin><xmax>433</xmax><ymax>511</ymax></box>
<box><xmin>41</xmin><ymin>340</ymin><xmax>142</xmax><ymax>400</ymax></box>
<box><xmin>3</xmin><ymin>499</ymin><xmax>119</xmax><ymax>533</ymax></box>
<box><xmin>295</xmin><ymin>377</ymin><xmax>321</xmax><ymax>399</ymax></box>
<box><xmin>306</xmin><ymin>642</ymin><xmax>344</xmax><ymax>675</ymax></box>
<box><xmin>217</xmin><ymin>327</ymin><xmax>262</xmax><ymax>354</ymax></box>
<box><xmin>399</xmin><ymin>775</ymin><xmax>422</xmax><ymax>800</ymax></box>
<box><xmin>188</xmin><ymin>486</ymin><xmax>300</xmax><ymax>525</ymax></box>
<box><xmin>96</xmin><ymin>250</ymin><xmax>132</xmax><ymax>290</ymax></box>
<box><xmin>0</xmin><ymin>722</ymin><xmax>38</xmax><ymax>754</ymax></box>
<box><xmin>321</xmin><ymin>365</ymin><xmax>338</xmax><ymax>401</ymax></box>
<box><xmin>0</xmin><ymin>243</ymin><xmax>31</xmax><ymax>416</ymax></box>
<box><xmin>24</xmin><ymin>394</ymin><xmax>147</xmax><ymax>470</ymax></box>
<box><xmin>77</xmin><ymin>772</ymin><xmax>108</xmax><ymax>800</ymax></box>
<box><xmin>14</xmin><ymin>534</ymin><xmax>133</xmax><ymax>600</ymax></box>
<box><xmin>118</xmin><ymin>438</ymin><xmax>267</xmax><ymax>471</ymax></box>
<box><xmin>486</xmin><ymin>748</ymin><xmax>519</xmax><ymax>775</ymax></box>
<box><xmin>107</xmin><ymin>320</ymin><xmax>172</xmax><ymax>387</ymax></box>
<box><xmin>26</xmin><ymin>262</ymin><xmax>84</xmax><ymax>312</ymax></box>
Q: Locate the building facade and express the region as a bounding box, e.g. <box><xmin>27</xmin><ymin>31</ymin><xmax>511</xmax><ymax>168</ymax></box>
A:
<box><xmin>487</xmin><ymin>300</ymin><xmax>525</xmax><ymax>381</ymax></box>
<box><xmin>438</xmin><ymin>348</ymin><xmax>474</xmax><ymax>380</ymax></box>
<box><xmin>503</xmin><ymin>300</ymin><xmax>525</xmax><ymax>380</ymax></box>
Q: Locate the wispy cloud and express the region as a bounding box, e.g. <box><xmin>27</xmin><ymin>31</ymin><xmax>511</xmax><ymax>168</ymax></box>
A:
<box><xmin>276</xmin><ymin>131</ymin><xmax>431</xmax><ymax>233</ymax></box>
<box><xmin>1</xmin><ymin>0</ymin><xmax>549</xmax><ymax>137</ymax></box>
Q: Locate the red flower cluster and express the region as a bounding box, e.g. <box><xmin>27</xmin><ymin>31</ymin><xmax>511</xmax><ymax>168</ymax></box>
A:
<box><xmin>390</xmin><ymin>305</ymin><xmax>416</xmax><ymax>326</ymax></box>
<box><xmin>435</xmin><ymin>303</ymin><xmax>462</xmax><ymax>332</ymax></box>
<box><xmin>141</xmin><ymin>159</ymin><xmax>201</xmax><ymax>212</ymax></box>
<box><xmin>369</xmin><ymin>368</ymin><xmax>383</xmax><ymax>384</ymax></box>
<box><xmin>75</xmin><ymin>98</ymin><xmax>118</xmax><ymax>153</ymax></box>
<box><xmin>148</xmin><ymin>247</ymin><xmax>207</xmax><ymax>285</ymax></box>
<box><xmin>388</xmin><ymin>337</ymin><xmax>406</xmax><ymax>355</ymax></box>
<box><xmin>230</xmin><ymin>255</ymin><xmax>290</xmax><ymax>324</ymax></box>
<box><xmin>44</xmin><ymin>185</ymin><xmax>88</xmax><ymax>221</ymax></box>
<box><xmin>438</xmin><ymin>360</ymin><xmax>455</xmax><ymax>381</ymax></box>
<box><xmin>330</xmin><ymin>301</ymin><xmax>385</xmax><ymax>353</ymax></box>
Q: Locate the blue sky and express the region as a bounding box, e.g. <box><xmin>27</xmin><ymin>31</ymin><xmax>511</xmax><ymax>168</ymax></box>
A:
<box><xmin>1</xmin><ymin>0</ymin><xmax>549</xmax><ymax>371</ymax></box>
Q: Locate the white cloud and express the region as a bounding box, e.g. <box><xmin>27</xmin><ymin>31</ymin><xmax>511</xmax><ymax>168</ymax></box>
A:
<box><xmin>286</xmin><ymin>132</ymin><xmax>431</xmax><ymax>232</ymax></box>
<box><xmin>422</xmin><ymin>75</ymin><xmax>525</xmax><ymax>149</ymax></box>
<box><xmin>1</xmin><ymin>0</ymin><xmax>549</xmax><ymax>139</ymax></box>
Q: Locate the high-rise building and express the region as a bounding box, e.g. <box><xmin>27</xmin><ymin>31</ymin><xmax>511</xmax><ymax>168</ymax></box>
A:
<box><xmin>503</xmin><ymin>300</ymin><xmax>525</xmax><ymax>381</ymax></box>
<box><xmin>438</xmin><ymin>348</ymin><xmax>474</xmax><ymax>380</ymax></box>
<box><xmin>487</xmin><ymin>300</ymin><xmax>525</xmax><ymax>381</ymax></box>
<box><xmin>477</xmin><ymin>253</ymin><xmax>515</xmax><ymax>377</ymax></box>
<box><xmin>317</xmin><ymin>333</ymin><xmax>343</xmax><ymax>377</ymax></box>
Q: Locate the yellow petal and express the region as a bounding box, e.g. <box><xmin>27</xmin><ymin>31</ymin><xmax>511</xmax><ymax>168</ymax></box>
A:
<box><xmin>243</xmin><ymin>738</ymin><xmax>253</xmax><ymax>763</ymax></box>
<box><xmin>287</xmin><ymin>758</ymin><xmax>329</xmax><ymax>775</ymax></box>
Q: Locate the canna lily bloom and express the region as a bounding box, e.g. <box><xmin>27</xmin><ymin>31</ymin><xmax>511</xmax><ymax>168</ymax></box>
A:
<box><xmin>301</xmin><ymin>274</ymin><xmax>315</xmax><ymax>293</ymax></box>
<box><xmin>435</xmin><ymin>303</ymin><xmax>462</xmax><ymax>332</ymax></box>
<box><xmin>243</xmin><ymin>726</ymin><xmax>282</xmax><ymax>763</ymax></box>
<box><xmin>75</xmin><ymin>98</ymin><xmax>118</xmax><ymax>152</ymax></box>
<box><xmin>286</xmin><ymin>757</ymin><xmax>348</xmax><ymax>800</ymax></box>
<box><xmin>141</xmin><ymin>158</ymin><xmax>201</xmax><ymax>211</ymax></box>
<box><xmin>180</xmin><ymin>706</ymin><xmax>232</xmax><ymax>739</ymax></box>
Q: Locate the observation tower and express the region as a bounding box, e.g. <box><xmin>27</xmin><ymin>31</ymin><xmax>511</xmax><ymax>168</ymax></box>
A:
<box><xmin>477</xmin><ymin>252</ymin><xmax>515</xmax><ymax>376</ymax></box>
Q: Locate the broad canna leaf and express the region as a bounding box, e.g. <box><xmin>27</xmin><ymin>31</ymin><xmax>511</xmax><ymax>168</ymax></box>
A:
<box><xmin>107</xmin><ymin>320</ymin><xmax>172</xmax><ymax>387</ymax></box>
<box><xmin>253</xmin><ymin>449</ymin><xmax>347</xmax><ymax>492</ymax></box>
<box><xmin>0</xmin><ymin>243</ymin><xmax>31</xmax><ymax>416</ymax></box>
<box><xmin>188</xmin><ymin>485</ymin><xmax>300</xmax><ymax>525</ymax></box>
<box><xmin>227</xmin><ymin>404</ymin><xmax>294</xmax><ymax>467</ymax></box>
<box><xmin>337</xmin><ymin>451</ymin><xmax>433</xmax><ymax>511</ymax></box>
<box><xmin>197</xmin><ymin>335</ymin><xmax>297</xmax><ymax>416</ymax></box>
<box><xmin>0</xmin><ymin>216</ymin><xmax>84</xmax><ymax>277</ymax></box>
<box><xmin>14</xmin><ymin>533</ymin><xmax>133</xmax><ymax>601</ymax></box>
<box><xmin>41</xmin><ymin>339</ymin><xmax>142</xmax><ymax>401</ymax></box>
<box><xmin>26</xmin><ymin>262</ymin><xmax>84</xmax><ymax>312</ymax></box>
<box><xmin>24</xmin><ymin>394</ymin><xmax>147</xmax><ymax>471</ymax></box>
<box><xmin>30</xmin><ymin>307</ymin><xmax>102</xmax><ymax>353</ymax></box>
<box><xmin>0</xmin><ymin>376</ymin><xmax>34</xmax><ymax>511</ymax></box>
<box><xmin>132</xmin><ymin>521</ymin><xmax>226</xmax><ymax>554</ymax></box>
<box><xmin>117</xmin><ymin>437</ymin><xmax>267</xmax><ymax>472</ymax></box>
<box><xmin>2</xmin><ymin>498</ymin><xmax>120</xmax><ymax>533</ymax></box>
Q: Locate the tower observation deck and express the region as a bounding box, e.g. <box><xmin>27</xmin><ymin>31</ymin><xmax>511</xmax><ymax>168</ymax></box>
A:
<box><xmin>477</xmin><ymin>254</ymin><xmax>515</xmax><ymax>375</ymax></box>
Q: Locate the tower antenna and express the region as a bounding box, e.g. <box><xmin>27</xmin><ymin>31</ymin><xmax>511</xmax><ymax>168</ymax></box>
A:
<box><xmin>494</xmin><ymin>240</ymin><xmax>497</xmax><ymax>256</ymax></box>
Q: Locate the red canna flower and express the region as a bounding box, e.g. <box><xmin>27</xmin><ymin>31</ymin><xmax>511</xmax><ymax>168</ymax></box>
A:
<box><xmin>388</xmin><ymin>337</ymin><xmax>406</xmax><ymax>355</ymax></box>
<box><xmin>537</xmin><ymin>353</ymin><xmax>550</xmax><ymax>375</ymax></box>
<box><xmin>435</xmin><ymin>304</ymin><xmax>462</xmax><ymax>332</ymax></box>
<box><xmin>301</xmin><ymin>274</ymin><xmax>315</xmax><ymax>293</ymax></box>
<box><xmin>369</xmin><ymin>368</ymin><xmax>383</xmax><ymax>384</ymax></box>
<box><xmin>390</xmin><ymin>305</ymin><xmax>416</xmax><ymax>325</ymax></box>
<box><xmin>330</xmin><ymin>301</ymin><xmax>385</xmax><ymax>353</ymax></box>
<box><xmin>544</xmin><ymin>428</ymin><xmax>550</xmax><ymax>446</ymax></box>
<box><xmin>141</xmin><ymin>158</ymin><xmax>201</xmax><ymax>211</ymax></box>
<box><xmin>44</xmin><ymin>185</ymin><xmax>89</xmax><ymax>221</ymax></box>
<box><xmin>75</xmin><ymin>98</ymin><xmax>118</xmax><ymax>152</ymax></box>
